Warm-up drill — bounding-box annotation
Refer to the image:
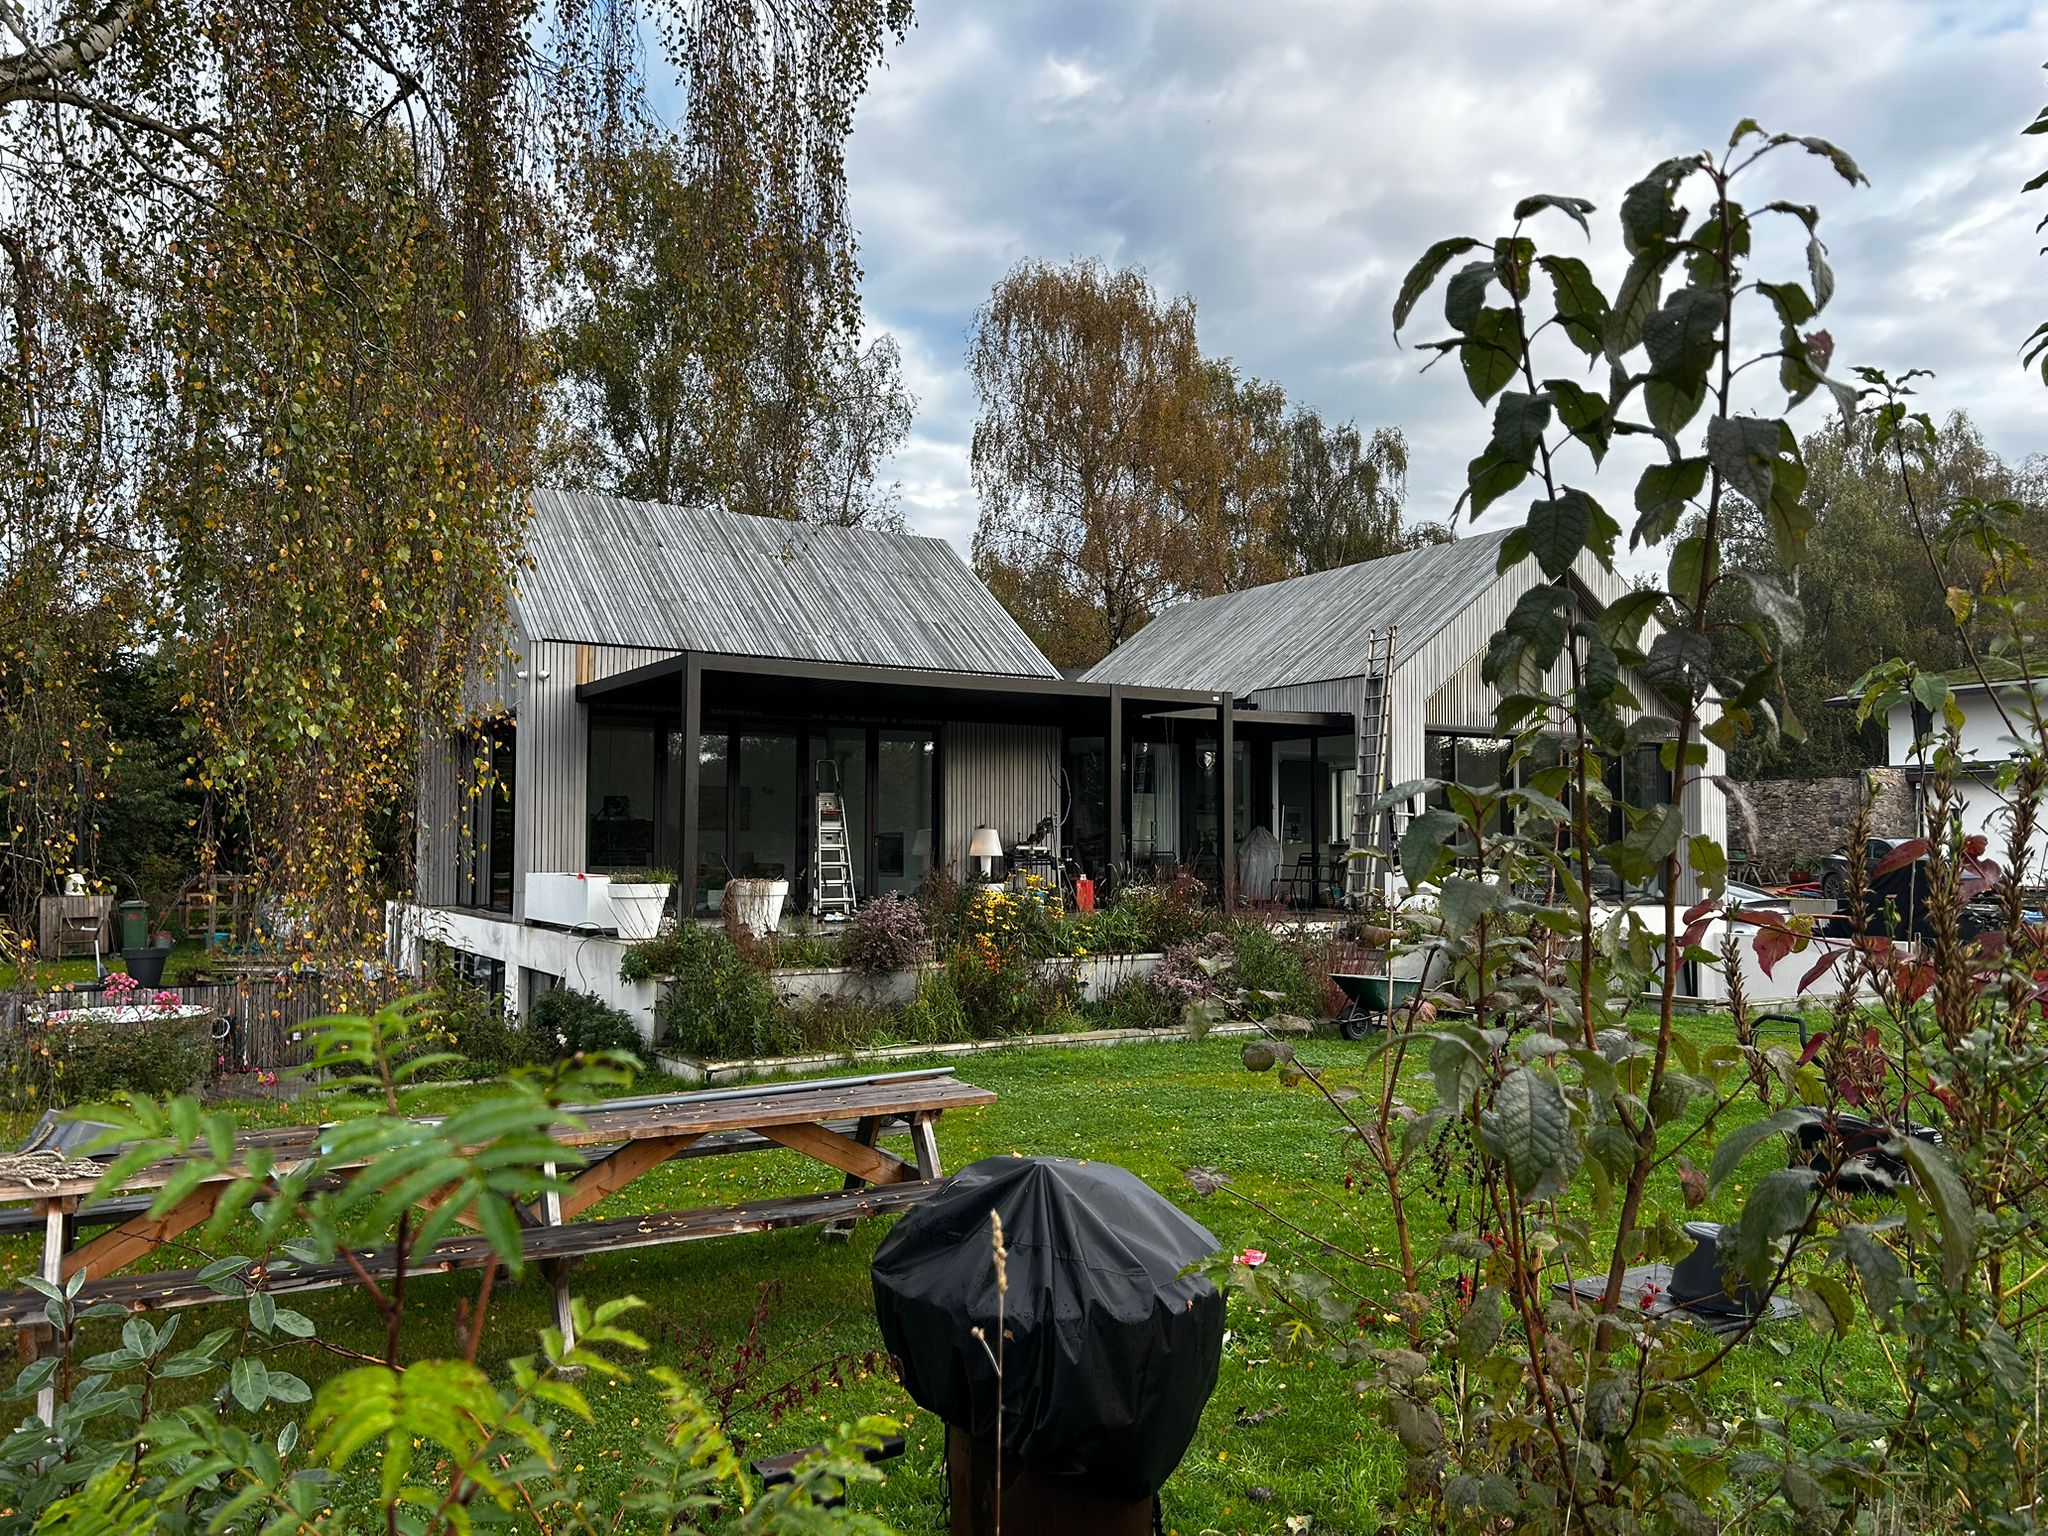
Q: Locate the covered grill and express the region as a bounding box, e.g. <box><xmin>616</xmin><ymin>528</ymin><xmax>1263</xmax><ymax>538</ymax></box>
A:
<box><xmin>871</xmin><ymin>1155</ymin><xmax>1224</xmax><ymax>1516</ymax></box>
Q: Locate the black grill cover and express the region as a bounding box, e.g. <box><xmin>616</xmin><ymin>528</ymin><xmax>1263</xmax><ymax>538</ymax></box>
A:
<box><xmin>870</xmin><ymin>1155</ymin><xmax>1224</xmax><ymax>1502</ymax></box>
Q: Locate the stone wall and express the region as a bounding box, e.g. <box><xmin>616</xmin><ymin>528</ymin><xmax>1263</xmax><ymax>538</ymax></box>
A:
<box><xmin>1722</xmin><ymin>769</ymin><xmax>1916</xmax><ymax>874</ymax></box>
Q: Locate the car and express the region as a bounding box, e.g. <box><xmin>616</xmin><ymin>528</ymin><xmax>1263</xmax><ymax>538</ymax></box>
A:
<box><xmin>1817</xmin><ymin>837</ymin><xmax>1907</xmax><ymax>900</ymax></box>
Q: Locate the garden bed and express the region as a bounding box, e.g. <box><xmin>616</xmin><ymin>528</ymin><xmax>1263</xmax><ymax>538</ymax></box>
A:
<box><xmin>653</xmin><ymin>1012</ymin><xmax>1304</xmax><ymax>1085</ymax></box>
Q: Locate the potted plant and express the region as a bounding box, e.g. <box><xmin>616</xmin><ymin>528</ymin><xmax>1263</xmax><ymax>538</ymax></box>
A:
<box><xmin>724</xmin><ymin>877</ymin><xmax>789</xmax><ymax>937</ymax></box>
<box><xmin>606</xmin><ymin>868</ymin><xmax>675</xmax><ymax>941</ymax></box>
<box><xmin>122</xmin><ymin>893</ymin><xmax>178</xmax><ymax>987</ymax></box>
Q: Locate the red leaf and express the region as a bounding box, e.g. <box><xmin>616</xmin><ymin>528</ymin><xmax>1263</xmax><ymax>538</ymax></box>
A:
<box><xmin>1754</xmin><ymin>924</ymin><xmax>1799</xmax><ymax>977</ymax></box>
<box><xmin>1896</xmin><ymin>960</ymin><xmax>1935</xmax><ymax>1004</ymax></box>
<box><xmin>1870</xmin><ymin>839</ymin><xmax>1928</xmax><ymax>880</ymax></box>
<box><xmin>1796</xmin><ymin>1031</ymin><xmax>1828</xmax><ymax>1068</ymax></box>
<box><xmin>1679</xmin><ymin>917</ymin><xmax>1714</xmax><ymax>951</ymax></box>
<box><xmin>1737</xmin><ymin>906</ymin><xmax>1791</xmax><ymax>931</ymax></box>
<box><xmin>1798</xmin><ymin>944</ymin><xmax>1846</xmax><ymax>994</ymax></box>
<box><xmin>1684</xmin><ymin>896</ymin><xmax>1718</xmax><ymax>925</ymax></box>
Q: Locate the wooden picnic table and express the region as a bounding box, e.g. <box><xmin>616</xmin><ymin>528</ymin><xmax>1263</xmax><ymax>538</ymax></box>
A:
<box><xmin>0</xmin><ymin>1068</ymin><xmax>995</xmax><ymax>1419</ymax></box>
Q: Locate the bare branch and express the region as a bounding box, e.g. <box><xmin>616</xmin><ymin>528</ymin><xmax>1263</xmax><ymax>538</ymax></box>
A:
<box><xmin>0</xmin><ymin>0</ymin><xmax>145</xmax><ymax>100</ymax></box>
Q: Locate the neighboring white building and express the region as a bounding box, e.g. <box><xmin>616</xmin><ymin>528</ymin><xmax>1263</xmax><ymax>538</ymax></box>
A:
<box><xmin>1880</xmin><ymin>667</ymin><xmax>2048</xmax><ymax>881</ymax></box>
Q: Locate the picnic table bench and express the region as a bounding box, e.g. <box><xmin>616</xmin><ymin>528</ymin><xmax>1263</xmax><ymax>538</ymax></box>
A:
<box><xmin>0</xmin><ymin>1068</ymin><xmax>994</xmax><ymax>1417</ymax></box>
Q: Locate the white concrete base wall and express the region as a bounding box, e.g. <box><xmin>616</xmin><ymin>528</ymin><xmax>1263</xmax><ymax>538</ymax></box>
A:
<box><xmin>389</xmin><ymin>903</ymin><xmax>1165</xmax><ymax>1044</ymax></box>
<box><xmin>388</xmin><ymin>903</ymin><xmax>661</xmax><ymax>1035</ymax></box>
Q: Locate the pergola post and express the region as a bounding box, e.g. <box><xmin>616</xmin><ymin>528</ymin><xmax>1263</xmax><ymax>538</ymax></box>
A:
<box><xmin>1106</xmin><ymin>686</ymin><xmax>1123</xmax><ymax>889</ymax></box>
<box><xmin>1220</xmin><ymin>695</ymin><xmax>1235</xmax><ymax>913</ymax></box>
<box><xmin>680</xmin><ymin>653</ymin><xmax>701</xmax><ymax>918</ymax></box>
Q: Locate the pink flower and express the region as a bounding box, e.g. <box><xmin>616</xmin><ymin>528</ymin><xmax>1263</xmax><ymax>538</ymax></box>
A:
<box><xmin>152</xmin><ymin>990</ymin><xmax>180</xmax><ymax>1011</ymax></box>
<box><xmin>1238</xmin><ymin>1248</ymin><xmax>1267</xmax><ymax>1268</ymax></box>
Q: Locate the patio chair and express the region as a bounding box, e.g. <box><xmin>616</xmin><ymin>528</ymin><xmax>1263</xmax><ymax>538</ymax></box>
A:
<box><xmin>1271</xmin><ymin>853</ymin><xmax>1316</xmax><ymax>909</ymax></box>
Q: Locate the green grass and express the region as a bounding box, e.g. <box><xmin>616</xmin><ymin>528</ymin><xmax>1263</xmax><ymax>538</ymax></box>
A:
<box><xmin>0</xmin><ymin>1011</ymin><xmax>1904</xmax><ymax>1535</ymax></box>
<box><xmin>0</xmin><ymin>940</ymin><xmax>212</xmax><ymax>992</ymax></box>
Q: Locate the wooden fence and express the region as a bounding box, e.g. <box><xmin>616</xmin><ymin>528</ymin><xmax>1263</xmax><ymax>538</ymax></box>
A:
<box><xmin>1</xmin><ymin>971</ymin><xmax>403</xmax><ymax>1102</ymax></box>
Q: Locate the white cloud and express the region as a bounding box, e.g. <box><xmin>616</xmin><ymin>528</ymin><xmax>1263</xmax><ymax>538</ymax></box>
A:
<box><xmin>845</xmin><ymin>0</ymin><xmax>2048</xmax><ymax>570</ymax></box>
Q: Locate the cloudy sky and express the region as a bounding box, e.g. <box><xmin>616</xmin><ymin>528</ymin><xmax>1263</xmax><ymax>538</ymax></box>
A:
<box><xmin>839</xmin><ymin>0</ymin><xmax>2046</xmax><ymax>562</ymax></box>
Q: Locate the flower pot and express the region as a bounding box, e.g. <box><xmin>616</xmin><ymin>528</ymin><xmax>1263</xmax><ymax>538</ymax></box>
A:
<box><xmin>526</xmin><ymin>872</ymin><xmax>613</xmax><ymax>929</ymax></box>
<box><xmin>122</xmin><ymin>946</ymin><xmax>172</xmax><ymax>987</ymax></box>
<box><xmin>725</xmin><ymin>879</ymin><xmax>789</xmax><ymax>937</ymax></box>
<box><xmin>607</xmin><ymin>882</ymin><xmax>673</xmax><ymax>941</ymax></box>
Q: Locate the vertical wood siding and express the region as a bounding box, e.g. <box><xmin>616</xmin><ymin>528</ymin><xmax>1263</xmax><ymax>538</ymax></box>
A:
<box><xmin>413</xmin><ymin>741</ymin><xmax>464</xmax><ymax>907</ymax></box>
<box><xmin>941</xmin><ymin>723</ymin><xmax>1062</xmax><ymax>877</ymax></box>
<box><xmin>511</xmin><ymin>638</ymin><xmax>679</xmax><ymax>916</ymax></box>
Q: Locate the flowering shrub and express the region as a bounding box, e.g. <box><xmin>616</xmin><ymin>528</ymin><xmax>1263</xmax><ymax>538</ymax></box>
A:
<box><xmin>837</xmin><ymin>892</ymin><xmax>928</xmax><ymax>975</ymax></box>
<box><xmin>34</xmin><ymin>1015</ymin><xmax>210</xmax><ymax>1104</ymax></box>
<box><xmin>1117</xmin><ymin>869</ymin><xmax>1214</xmax><ymax>949</ymax></box>
<box><xmin>524</xmin><ymin>987</ymin><xmax>648</xmax><ymax>1068</ymax></box>
<box><xmin>1154</xmin><ymin>932</ymin><xmax>1232</xmax><ymax>1009</ymax></box>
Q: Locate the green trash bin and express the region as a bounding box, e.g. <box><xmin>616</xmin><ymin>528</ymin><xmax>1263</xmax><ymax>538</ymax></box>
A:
<box><xmin>117</xmin><ymin>900</ymin><xmax>149</xmax><ymax>952</ymax></box>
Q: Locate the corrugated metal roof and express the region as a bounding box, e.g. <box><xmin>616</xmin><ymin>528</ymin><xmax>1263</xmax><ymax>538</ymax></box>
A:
<box><xmin>516</xmin><ymin>491</ymin><xmax>1061</xmax><ymax>679</ymax></box>
<box><xmin>1082</xmin><ymin>532</ymin><xmax>1514</xmax><ymax>695</ymax></box>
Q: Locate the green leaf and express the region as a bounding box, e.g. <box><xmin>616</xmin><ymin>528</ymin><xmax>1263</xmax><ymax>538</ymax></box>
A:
<box><xmin>1438</xmin><ymin>876</ymin><xmax>1507</xmax><ymax>939</ymax></box>
<box><xmin>1606</xmin><ymin>249</ymin><xmax>1672</xmax><ymax>358</ymax></box>
<box><xmin>1491</xmin><ymin>235</ymin><xmax>1535</xmax><ymax>300</ymax></box>
<box><xmin>1644</xmin><ymin>372</ymin><xmax>1710</xmax><ymax>436</ymax></box>
<box><xmin>1465</xmin><ymin>448</ymin><xmax>1528</xmax><ymax>520</ymax></box>
<box><xmin>1730</xmin><ymin>569</ymin><xmax>1804</xmax><ymax>643</ymax></box>
<box><xmin>1706</xmin><ymin>415</ymin><xmax>1781</xmax><ymax>509</ymax></box>
<box><xmin>1394</xmin><ymin>237</ymin><xmax>1482</xmax><ymax>333</ymax></box>
<box><xmin>1507</xmin><ymin>488</ymin><xmax>1616</xmax><ymax>579</ymax></box>
<box><xmin>1489</xmin><ymin>390</ymin><xmax>1552</xmax><ymax>469</ymax></box>
<box><xmin>1482</xmin><ymin>584</ymin><xmax>1572</xmax><ymax>689</ymax></box>
<box><xmin>271</xmin><ymin>1307</ymin><xmax>317</xmax><ymax>1339</ymax></box>
<box><xmin>1480</xmin><ymin>1067</ymin><xmax>1576</xmax><ymax>1199</ymax></box>
<box><xmin>1603</xmin><ymin>802</ymin><xmax>1684</xmax><ymax>886</ymax></box>
<box><xmin>1807</xmin><ymin>235</ymin><xmax>1835</xmax><ymax>311</ymax></box>
<box><xmin>1513</xmin><ymin>193</ymin><xmax>1595</xmax><ymax>235</ymax></box>
<box><xmin>1708</xmin><ymin>1107</ymin><xmax>1814</xmax><ymax>1190</ymax></box>
<box><xmin>1687</xmin><ymin>835</ymin><xmax>1728</xmax><ymax>898</ymax></box>
<box><xmin>231</xmin><ymin>1356</ymin><xmax>270</xmax><ymax>1413</ymax></box>
<box><xmin>1455</xmin><ymin>1285</ymin><xmax>1505</xmax><ymax>1363</ymax></box>
<box><xmin>1633</xmin><ymin>457</ymin><xmax>1708</xmax><ymax>545</ymax></box>
<box><xmin>1461</xmin><ymin>307</ymin><xmax>1522</xmax><ymax>404</ymax></box>
<box><xmin>1544</xmin><ymin>378</ymin><xmax>1610</xmax><ymax>463</ymax></box>
<box><xmin>1537</xmin><ymin>254</ymin><xmax>1609</xmax><ymax>356</ymax></box>
<box><xmin>1620</xmin><ymin>156</ymin><xmax>1697</xmax><ymax>253</ymax></box>
<box><xmin>1733</xmin><ymin>1167</ymin><xmax>1818</xmax><ymax>1285</ymax></box>
<box><xmin>1836</xmin><ymin>1224</ymin><xmax>1915</xmax><ymax>1319</ymax></box>
<box><xmin>1756</xmin><ymin>280</ymin><xmax>1816</xmax><ymax>328</ymax></box>
<box><xmin>1642</xmin><ymin>287</ymin><xmax>1725</xmax><ymax>382</ymax></box>
<box><xmin>1444</xmin><ymin>261</ymin><xmax>1495</xmax><ymax>333</ymax></box>
<box><xmin>1400</xmin><ymin>807</ymin><xmax>1463</xmax><ymax>886</ymax></box>
<box><xmin>1898</xmin><ymin>1136</ymin><xmax>1976</xmax><ymax>1289</ymax></box>
<box><xmin>1775</xmin><ymin>133</ymin><xmax>1866</xmax><ymax>186</ymax></box>
<box><xmin>1795</xmin><ymin>1273</ymin><xmax>1857</xmax><ymax>1339</ymax></box>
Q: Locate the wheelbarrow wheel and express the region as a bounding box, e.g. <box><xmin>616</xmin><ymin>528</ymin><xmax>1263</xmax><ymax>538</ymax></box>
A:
<box><xmin>1337</xmin><ymin>1006</ymin><xmax>1376</xmax><ymax>1041</ymax></box>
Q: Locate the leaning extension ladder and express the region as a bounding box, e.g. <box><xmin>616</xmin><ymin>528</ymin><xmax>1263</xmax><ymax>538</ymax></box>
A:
<box><xmin>1348</xmin><ymin>625</ymin><xmax>1398</xmax><ymax>904</ymax></box>
<box><xmin>813</xmin><ymin>765</ymin><xmax>858</xmax><ymax>922</ymax></box>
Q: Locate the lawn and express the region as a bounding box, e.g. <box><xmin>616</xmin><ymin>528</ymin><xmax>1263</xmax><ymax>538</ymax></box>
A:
<box><xmin>0</xmin><ymin>1013</ymin><xmax>1901</xmax><ymax>1535</ymax></box>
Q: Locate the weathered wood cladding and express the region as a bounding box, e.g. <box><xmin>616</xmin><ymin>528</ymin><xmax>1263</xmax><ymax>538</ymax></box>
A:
<box><xmin>941</xmin><ymin>723</ymin><xmax>1062</xmax><ymax>878</ymax></box>
<box><xmin>413</xmin><ymin>741</ymin><xmax>464</xmax><ymax>908</ymax></box>
<box><xmin>512</xmin><ymin>638</ymin><xmax>679</xmax><ymax>917</ymax></box>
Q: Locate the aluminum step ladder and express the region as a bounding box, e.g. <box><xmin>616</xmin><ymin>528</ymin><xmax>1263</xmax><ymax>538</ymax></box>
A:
<box><xmin>1348</xmin><ymin>625</ymin><xmax>1398</xmax><ymax>904</ymax></box>
<box><xmin>812</xmin><ymin>764</ymin><xmax>858</xmax><ymax>922</ymax></box>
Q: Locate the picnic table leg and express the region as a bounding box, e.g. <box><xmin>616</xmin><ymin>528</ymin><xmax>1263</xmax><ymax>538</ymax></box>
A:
<box><xmin>540</xmin><ymin>1162</ymin><xmax>579</xmax><ymax>1367</ymax></box>
<box><xmin>825</xmin><ymin>1116</ymin><xmax>882</xmax><ymax>1240</ymax></box>
<box><xmin>910</xmin><ymin>1114</ymin><xmax>942</xmax><ymax>1182</ymax></box>
<box><xmin>29</xmin><ymin>1195</ymin><xmax>74</xmax><ymax>1425</ymax></box>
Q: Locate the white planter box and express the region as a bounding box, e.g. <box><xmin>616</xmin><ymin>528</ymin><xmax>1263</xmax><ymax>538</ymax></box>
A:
<box><xmin>607</xmin><ymin>883</ymin><xmax>672</xmax><ymax>941</ymax></box>
<box><xmin>726</xmin><ymin>879</ymin><xmax>789</xmax><ymax>937</ymax></box>
<box><xmin>526</xmin><ymin>873</ymin><xmax>613</xmax><ymax>930</ymax></box>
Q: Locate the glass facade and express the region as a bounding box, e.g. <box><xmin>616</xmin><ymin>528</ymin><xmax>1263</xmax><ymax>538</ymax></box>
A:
<box><xmin>874</xmin><ymin>730</ymin><xmax>936</xmax><ymax>897</ymax></box>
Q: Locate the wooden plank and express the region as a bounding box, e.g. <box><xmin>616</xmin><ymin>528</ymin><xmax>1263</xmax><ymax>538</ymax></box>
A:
<box><xmin>552</xmin><ymin>1133</ymin><xmax>702</xmax><ymax>1223</ymax></box>
<box><xmin>910</xmin><ymin>1114</ymin><xmax>943</xmax><ymax>1181</ymax></box>
<box><xmin>0</xmin><ymin>1181</ymin><xmax>948</xmax><ymax>1327</ymax></box>
<box><xmin>751</xmin><ymin>1121</ymin><xmax>918</xmax><ymax>1186</ymax></box>
<box><xmin>61</xmin><ymin>1184</ymin><xmax>219</xmax><ymax>1284</ymax></box>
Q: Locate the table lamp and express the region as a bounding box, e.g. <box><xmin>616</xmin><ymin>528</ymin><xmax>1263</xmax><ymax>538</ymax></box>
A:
<box><xmin>969</xmin><ymin>825</ymin><xmax>1003</xmax><ymax>882</ymax></box>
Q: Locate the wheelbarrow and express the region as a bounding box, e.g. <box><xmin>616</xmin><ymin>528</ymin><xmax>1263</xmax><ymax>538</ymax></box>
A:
<box><xmin>1331</xmin><ymin>973</ymin><xmax>1420</xmax><ymax>1040</ymax></box>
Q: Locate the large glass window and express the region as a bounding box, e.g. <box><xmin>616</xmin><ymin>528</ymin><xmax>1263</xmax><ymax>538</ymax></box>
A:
<box><xmin>487</xmin><ymin>724</ymin><xmax>516</xmax><ymax>912</ymax></box>
<box><xmin>1275</xmin><ymin>739</ymin><xmax>1314</xmax><ymax>868</ymax></box>
<box><xmin>588</xmin><ymin>724</ymin><xmax>658</xmax><ymax>873</ymax></box>
<box><xmin>1130</xmin><ymin>741</ymin><xmax>1179</xmax><ymax>863</ymax></box>
<box><xmin>734</xmin><ymin>733</ymin><xmax>799</xmax><ymax>883</ymax></box>
<box><xmin>875</xmin><ymin>730</ymin><xmax>936</xmax><ymax>897</ymax></box>
<box><xmin>819</xmin><ymin>729</ymin><xmax>869</xmax><ymax>902</ymax></box>
<box><xmin>694</xmin><ymin>731</ymin><xmax>729</xmax><ymax>915</ymax></box>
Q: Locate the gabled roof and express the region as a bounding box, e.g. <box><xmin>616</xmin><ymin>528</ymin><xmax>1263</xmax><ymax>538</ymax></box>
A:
<box><xmin>516</xmin><ymin>490</ymin><xmax>1061</xmax><ymax>679</ymax></box>
<box><xmin>1082</xmin><ymin>531</ymin><xmax>1513</xmax><ymax>695</ymax></box>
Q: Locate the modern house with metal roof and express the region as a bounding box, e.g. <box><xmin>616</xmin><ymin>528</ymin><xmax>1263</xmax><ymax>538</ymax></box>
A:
<box><xmin>1084</xmin><ymin>529</ymin><xmax>1728</xmax><ymax>905</ymax></box>
<box><xmin>399</xmin><ymin>492</ymin><xmax>1725</xmax><ymax>1022</ymax></box>
<box><xmin>406</xmin><ymin>493</ymin><xmax>1260</xmax><ymax>992</ymax></box>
